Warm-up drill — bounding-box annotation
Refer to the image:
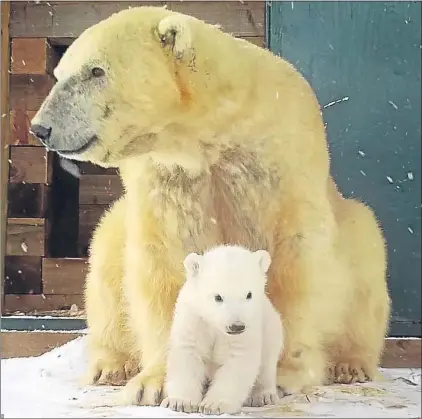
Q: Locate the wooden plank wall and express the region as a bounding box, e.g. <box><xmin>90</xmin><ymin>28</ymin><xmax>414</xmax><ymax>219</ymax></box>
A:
<box><xmin>2</xmin><ymin>1</ymin><xmax>266</xmax><ymax>315</ymax></box>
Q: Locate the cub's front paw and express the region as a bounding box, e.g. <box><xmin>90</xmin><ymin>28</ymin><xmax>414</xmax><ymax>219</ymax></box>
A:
<box><xmin>244</xmin><ymin>390</ymin><xmax>278</xmax><ymax>407</ymax></box>
<box><xmin>161</xmin><ymin>397</ymin><xmax>199</xmax><ymax>413</ymax></box>
<box><xmin>198</xmin><ymin>398</ymin><xmax>241</xmax><ymax>415</ymax></box>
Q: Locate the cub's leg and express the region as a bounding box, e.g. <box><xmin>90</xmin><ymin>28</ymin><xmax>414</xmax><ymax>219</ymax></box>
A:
<box><xmin>83</xmin><ymin>197</ymin><xmax>138</xmax><ymax>386</ymax></box>
<box><xmin>161</xmin><ymin>305</ymin><xmax>207</xmax><ymax>413</ymax></box>
<box><xmin>327</xmin><ymin>199</ymin><xmax>391</xmax><ymax>384</ymax></box>
<box><xmin>245</xmin><ymin>298</ymin><xmax>283</xmax><ymax>407</ymax></box>
<box><xmin>199</xmin><ymin>342</ymin><xmax>261</xmax><ymax>415</ymax></box>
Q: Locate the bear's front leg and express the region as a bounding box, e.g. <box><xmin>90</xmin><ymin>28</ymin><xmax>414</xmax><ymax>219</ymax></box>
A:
<box><xmin>199</xmin><ymin>348</ymin><xmax>260</xmax><ymax>415</ymax></box>
<box><xmin>83</xmin><ymin>197</ymin><xmax>139</xmax><ymax>387</ymax></box>
<box><xmin>119</xmin><ymin>240</ymin><xmax>183</xmax><ymax>406</ymax></box>
<box><xmin>161</xmin><ymin>307</ymin><xmax>207</xmax><ymax>413</ymax></box>
<box><xmin>245</xmin><ymin>299</ymin><xmax>283</xmax><ymax>407</ymax></box>
<box><xmin>160</xmin><ymin>345</ymin><xmax>206</xmax><ymax>413</ymax></box>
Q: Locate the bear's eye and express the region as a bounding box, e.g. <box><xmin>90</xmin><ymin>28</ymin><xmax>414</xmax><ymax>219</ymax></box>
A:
<box><xmin>214</xmin><ymin>294</ymin><xmax>223</xmax><ymax>303</ymax></box>
<box><xmin>91</xmin><ymin>67</ymin><xmax>105</xmax><ymax>78</ymax></box>
<box><xmin>246</xmin><ymin>292</ymin><xmax>252</xmax><ymax>300</ymax></box>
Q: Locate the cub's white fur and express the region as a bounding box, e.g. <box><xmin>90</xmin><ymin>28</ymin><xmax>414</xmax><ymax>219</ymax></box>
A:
<box><xmin>161</xmin><ymin>245</ymin><xmax>284</xmax><ymax>415</ymax></box>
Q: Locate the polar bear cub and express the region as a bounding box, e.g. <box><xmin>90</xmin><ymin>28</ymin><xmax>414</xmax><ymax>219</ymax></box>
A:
<box><xmin>161</xmin><ymin>245</ymin><xmax>284</xmax><ymax>415</ymax></box>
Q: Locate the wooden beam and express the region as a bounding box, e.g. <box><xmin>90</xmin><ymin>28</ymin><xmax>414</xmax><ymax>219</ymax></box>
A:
<box><xmin>4</xmin><ymin>255</ymin><xmax>42</xmax><ymax>294</ymax></box>
<box><xmin>77</xmin><ymin>161</ymin><xmax>117</xmax><ymax>175</ymax></box>
<box><xmin>6</xmin><ymin>218</ymin><xmax>46</xmax><ymax>256</ymax></box>
<box><xmin>3</xmin><ymin>294</ymin><xmax>84</xmax><ymax>313</ymax></box>
<box><xmin>10</xmin><ymin>74</ymin><xmax>55</xmax><ymax>111</ymax></box>
<box><xmin>9</xmin><ymin>109</ymin><xmax>41</xmax><ymax>145</ymax></box>
<box><xmin>78</xmin><ymin>204</ymin><xmax>108</xmax><ymax>256</ymax></box>
<box><xmin>10</xmin><ymin>1</ymin><xmax>265</xmax><ymax>38</ymax></box>
<box><xmin>42</xmin><ymin>258</ymin><xmax>88</xmax><ymax>295</ymax></box>
<box><xmin>79</xmin><ymin>174</ymin><xmax>123</xmax><ymax>205</ymax></box>
<box><xmin>11</xmin><ymin>38</ymin><xmax>60</xmax><ymax>75</ymax></box>
<box><xmin>382</xmin><ymin>338</ymin><xmax>422</xmax><ymax>369</ymax></box>
<box><xmin>1</xmin><ymin>331</ymin><xmax>83</xmax><ymax>359</ymax></box>
<box><xmin>1</xmin><ymin>1</ymin><xmax>11</xmax><ymax>314</ymax></box>
<box><xmin>7</xmin><ymin>183</ymin><xmax>50</xmax><ymax>218</ymax></box>
<box><xmin>8</xmin><ymin>146</ymin><xmax>52</xmax><ymax>184</ymax></box>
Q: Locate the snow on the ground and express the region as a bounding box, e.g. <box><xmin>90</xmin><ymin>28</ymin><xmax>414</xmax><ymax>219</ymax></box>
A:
<box><xmin>1</xmin><ymin>336</ymin><xmax>421</xmax><ymax>418</ymax></box>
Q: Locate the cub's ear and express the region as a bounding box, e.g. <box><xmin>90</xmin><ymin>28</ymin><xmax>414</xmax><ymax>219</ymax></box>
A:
<box><xmin>184</xmin><ymin>252</ymin><xmax>203</xmax><ymax>279</ymax></box>
<box><xmin>254</xmin><ymin>250</ymin><xmax>271</xmax><ymax>275</ymax></box>
<box><xmin>156</xmin><ymin>15</ymin><xmax>193</xmax><ymax>60</ymax></box>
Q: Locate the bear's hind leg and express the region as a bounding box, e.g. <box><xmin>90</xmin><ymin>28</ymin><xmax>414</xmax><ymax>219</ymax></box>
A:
<box><xmin>83</xmin><ymin>197</ymin><xmax>138</xmax><ymax>387</ymax></box>
<box><xmin>326</xmin><ymin>297</ymin><xmax>390</xmax><ymax>385</ymax></box>
<box><xmin>268</xmin><ymin>198</ymin><xmax>353</xmax><ymax>395</ymax></box>
<box><xmin>327</xmin><ymin>199</ymin><xmax>391</xmax><ymax>385</ymax></box>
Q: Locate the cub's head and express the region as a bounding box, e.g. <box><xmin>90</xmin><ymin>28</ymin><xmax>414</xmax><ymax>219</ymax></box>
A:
<box><xmin>29</xmin><ymin>7</ymin><xmax>200</xmax><ymax>167</ymax></box>
<box><xmin>183</xmin><ymin>246</ymin><xmax>271</xmax><ymax>336</ymax></box>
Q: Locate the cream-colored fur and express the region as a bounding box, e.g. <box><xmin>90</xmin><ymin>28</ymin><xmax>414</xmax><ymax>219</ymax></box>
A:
<box><xmin>32</xmin><ymin>6</ymin><xmax>391</xmax><ymax>406</ymax></box>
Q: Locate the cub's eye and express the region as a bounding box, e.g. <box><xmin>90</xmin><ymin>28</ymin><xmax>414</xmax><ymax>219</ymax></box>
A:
<box><xmin>246</xmin><ymin>292</ymin><xmax>252</xmax><ymax>300</ymax></box>
<box><xmin>91</xmin><ymin>67</ymin><xmax>105</xmax><ymax>78</ymax></box>
<box><xmin>214</xmin><ymin>294</ymin><xmax>223</xmax><ymax>303</ymax></box>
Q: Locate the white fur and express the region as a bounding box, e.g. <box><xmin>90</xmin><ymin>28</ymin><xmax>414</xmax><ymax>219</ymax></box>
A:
<box><xmin>161</xmin><ymin>245</ymin><xmax>284</xmax><ymax>415</ymax></box>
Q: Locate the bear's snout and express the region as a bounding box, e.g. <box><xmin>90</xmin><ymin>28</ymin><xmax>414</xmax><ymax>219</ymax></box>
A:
<box><xmin>226</xmin><ymin>321</ymin><xmax>245</xmax><ymax>335</ymax></box>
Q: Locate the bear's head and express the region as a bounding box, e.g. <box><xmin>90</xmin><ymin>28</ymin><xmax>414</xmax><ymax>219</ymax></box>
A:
<box><xmin>183</xmin><ymin>246</ymin><xmax>271</xmax><ymax>336</ymax></box>
<box><xmin>29</xmin><ymin>6</ymin><xmax>221</xmax><ymax>168</ymax></box>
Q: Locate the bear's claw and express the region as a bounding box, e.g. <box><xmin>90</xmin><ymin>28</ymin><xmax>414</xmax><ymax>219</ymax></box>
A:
<box><xmin>83</xmin><ymin>359</ymin><xmax>139</xmax><ymax>387</ymax></box>
<box><xmin>244</xmin><ymin>390</ymin><xmax>279</xmax><ymax>407</ymax></box>
<box><xmin>198</xmin><ymin>398</ymin><xmax>241</xmax><ymax>415</ymax></box>
<box><xmin>120</xmin><ymin>372</ymin><xmax>165</xmax><ymax>406</ymax></box>
<box><xmin>161</xmin><ymin>397</ymin><xmax>199</xmax><ymax>413</ymax></box>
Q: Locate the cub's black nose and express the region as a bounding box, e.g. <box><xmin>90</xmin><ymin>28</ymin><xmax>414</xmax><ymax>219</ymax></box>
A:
<box><xmin>30</xmin><ymin>124</ymin><xmax>52</xmax><ymax>144</ymax></box>
<box><xmin>227</xmin><ymin>322</ymin><xmax>246</xmax><ymax>335</ymax></box>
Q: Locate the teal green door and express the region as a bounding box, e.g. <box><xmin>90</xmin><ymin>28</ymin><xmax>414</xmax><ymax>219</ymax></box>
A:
<box><xmin>267</xmin><ymin>1</ymin><xmax>421</xmax><ymax>337</ymax></box>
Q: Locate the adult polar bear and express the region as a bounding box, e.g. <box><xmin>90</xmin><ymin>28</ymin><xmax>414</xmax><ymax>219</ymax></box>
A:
<box><xmin>30</xmin><ymin>6</ymin><xmax>391</xmax><ymax>406</ymax></box>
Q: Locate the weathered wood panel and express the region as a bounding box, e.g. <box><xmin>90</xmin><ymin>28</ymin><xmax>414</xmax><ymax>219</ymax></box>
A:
<box><xmin>3</xmin><ymin>294</ymin><xmax>84</xmax><ymax>313</ymax></box>
<box><xmin>382</xmin><ymin>338</ymin><xmax>422</xmax><ymax>368</ymax></box>
<box><xmin>77</xmin><ymin>161</ymin><xmax>118</xmax><ymax>176</ymax></box>
<box><xmin>42</xmin><ymin>258</ymin><xmax>88</xmax><ymax>295</ymax></box>
<box><xmin>10</xmin><ymin>1</ymin><xmax>265</xmax><ymax>38</ymax></box>
<box><xmin>7</xmin><ymin>183</ymin><xmax>49</xmax><ymax>218</ymax></box>
<box><xmin>10</xmin><ymin>74</ymin><xmax>55</xmax><ymax>111</ymax></box>
<box><xmin>11</xmin><ymin>38</ymin><xmax>60</xmax><ymax>75</ymax></box>
<box><xmin>6</xmin><ymin>218</ymin><xmax>46</xmax><ymax>256</ymax></box>
<box><xmin>78</xmin><ymin>204</ymin><xmax>108</xmax><ymax>256</ymax></box>
<box><xmin>1</xmin><ymin>1</ymin><xmax>11</xmax><ymax>313</ymax></box>
<box><xmin>8</xmin><ymin>146</ymin><xmax>52</xmax><ymax>184</ymax></box>
<box><xmin>4</xmin><ymin>256</ymin><xmax>42</xmax><ymax>294</ymax></box>
<box><xmin>1</xmin><ymin>331</ymin><xmax>83</xmax><ymax>359</ymax></box>
<box><xmin>79</xmin><ymin>174</ymin><xmax>123</xmax><ymax>205</ymax></box>
<box><xmin>9</xmin><ymin>109</ymin><xmax>40</xmax><ymax>146</ymax></box>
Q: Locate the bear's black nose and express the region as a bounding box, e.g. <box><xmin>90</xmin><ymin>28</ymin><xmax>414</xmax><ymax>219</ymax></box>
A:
<box><xmin>227</xmin><ymin>322</ymin><xmax>245</xmax><ymax>335</ymax></box>
<box><xmin>30</xmin><ymin>124</ymin><xmax>52</xmax><ymax>145</ymax></box>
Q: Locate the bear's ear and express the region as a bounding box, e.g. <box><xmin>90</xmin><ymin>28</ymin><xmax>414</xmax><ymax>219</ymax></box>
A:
<box><xmin>184</xmin><ymin>252</ymin><xmax>203</xmax><ymax>279</ymax></box>
<box><xmin>254</xmin><ymin>250</ymin><xmax>271</xmax><ymax>275</ymax></box>
<box><xmin>156</xmin><ymin>15</ymin><xmax>193</xmax><ymax>60</ymax></box>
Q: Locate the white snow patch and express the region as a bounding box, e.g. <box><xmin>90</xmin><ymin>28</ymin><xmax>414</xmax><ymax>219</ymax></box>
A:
<box><xmin>1</xmin><ymin>336</ymin><xmax>421</xmax><ymax>418</ymax></box>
